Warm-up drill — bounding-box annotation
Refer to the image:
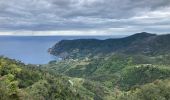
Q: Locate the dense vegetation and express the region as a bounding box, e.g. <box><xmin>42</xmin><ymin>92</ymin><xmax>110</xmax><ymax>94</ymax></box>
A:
<box><xmin>1</xmin><ymin>33</ymin><xmax>170</xmax><ymax>100</ymax></box>
<box><xmin>0</xmin><ymin>57</ymin><xmax>95</xmax><ymax>100</ymax></box>
<box><xmin>49</xmin><ymin>32</ymin><xmax>170</xmax><ymax>58</ymax></box>
<box><xmin>43</xmin><ymin>53</ymin><xmax>170</xmax><ymax>100</ymax></box>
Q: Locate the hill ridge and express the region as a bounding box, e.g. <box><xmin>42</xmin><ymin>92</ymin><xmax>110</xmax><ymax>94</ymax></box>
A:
<box><xmin>49</xmin><ymin>32</ymin><xmax>170</xmax><ymax>58</ymax></box>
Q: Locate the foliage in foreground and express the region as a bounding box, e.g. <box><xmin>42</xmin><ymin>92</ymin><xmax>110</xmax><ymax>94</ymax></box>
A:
<box><xmin>0</xmin><ymin>57</ymin><xmax>88</xmax><ymax>100</ymax></box>
<box><xmin>1</xmin><ymin>53</ymin><xmax>170</xmax><ymax>100</ymax></box>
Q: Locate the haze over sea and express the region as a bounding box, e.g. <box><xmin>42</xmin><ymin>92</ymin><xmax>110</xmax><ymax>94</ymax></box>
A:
<box><xmin>0</xmin><ymin>35</ymin><xmax>125</xmax><ymax>64</ymax></box>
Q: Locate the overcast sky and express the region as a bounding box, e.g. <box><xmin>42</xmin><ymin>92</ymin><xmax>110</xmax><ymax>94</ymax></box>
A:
<box><xmin>0</xmin><ymin>0</ymin><xmax>170</xmax><ymax>35</ymax></box>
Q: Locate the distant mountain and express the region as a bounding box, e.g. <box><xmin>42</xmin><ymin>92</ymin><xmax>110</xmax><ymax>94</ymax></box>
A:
<box><xmin>49</xmin><ymin>32</ymin><xmax>170</xmax><ymax>58</ymax></box>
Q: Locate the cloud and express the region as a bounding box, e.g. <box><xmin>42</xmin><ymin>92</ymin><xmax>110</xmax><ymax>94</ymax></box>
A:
<box><xmin>0</xmin><ymin>0</ymin><xmax>170</xmax><ymax>35</ymax></box>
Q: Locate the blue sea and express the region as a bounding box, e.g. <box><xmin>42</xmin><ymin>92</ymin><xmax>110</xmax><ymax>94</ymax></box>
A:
<box><xmin>0</xmin><ymin>35</ymin><xmax>125</xmax><ymax>64</ymax></box>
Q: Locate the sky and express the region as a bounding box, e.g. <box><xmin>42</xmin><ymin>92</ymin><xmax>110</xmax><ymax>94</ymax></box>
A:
<box><xmin>0</xmin><ymin>0</ymin><xmax>170</xmax><ymax>36</ymax></box>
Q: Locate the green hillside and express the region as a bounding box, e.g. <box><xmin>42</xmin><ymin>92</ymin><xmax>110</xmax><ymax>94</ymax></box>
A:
<box><xmin>0</xmin><ymin>56</ymin><xmax>119</xmax><ymax>100</ymax></box>
<box><xmin>49</xmin><ymin>32</ymin><xmax>170</xmax><ymax>59</ymax></box>
<box><xmin>1</xmin><ymin>33</ymin><xmax>170</xmax><ymax>100</ymax></box>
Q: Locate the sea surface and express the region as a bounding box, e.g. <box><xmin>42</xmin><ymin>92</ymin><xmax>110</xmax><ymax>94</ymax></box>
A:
<box><xmin>0</xmin><ymin>35</ymin><xmax>125</xmax><ymax>64</ymax></box>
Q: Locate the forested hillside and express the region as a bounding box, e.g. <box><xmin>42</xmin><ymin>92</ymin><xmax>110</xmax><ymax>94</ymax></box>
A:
<box><xmin>1</xmin><ymin>54</ymin><xmax>170</xmax><ymax>100</ymax></box>
<box><xmin>49</xmin><ymin>32</ymin><xmax>170</xmax><ymax>58</ymax></box>
<box><xmin>46</xmin><ymin>32</ymin><xmax>170</xmax><ymax>100</ymax></box>
<box><xmin>43</xmin><ymin>53</ymin><xmax>170</xmax><ymax>100</ymax></box>
<box><xmin>1</xmin><ymin>33</ymin><xmax>170</xmax><ymax>100</ymax></box>
<box><xmin>0</xmin><ymin>57</ymin><xmax>103</xmax><ymax>100</ymax></box>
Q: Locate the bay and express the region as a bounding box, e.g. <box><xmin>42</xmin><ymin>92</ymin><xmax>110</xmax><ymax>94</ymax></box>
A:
<box><xmin>0</xmin><ymin>36</ymin><xmax>125</xmax><ymax>64</ymax></box>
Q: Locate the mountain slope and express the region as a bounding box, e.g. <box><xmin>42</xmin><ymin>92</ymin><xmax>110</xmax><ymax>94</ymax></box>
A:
<box><xmin>43</xmin><ymin>53</ymin><xmax>170</xmax><ymax>99</ymax></box>
<box><xmin>49</xmin><ymin>32</ymin><xmax>170</xmax><ymax>58</ymax></box>
<box><xmin>0</xmin><ymin>56</ymin><xmax>118</xmax><ymax>100</ymax></box>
